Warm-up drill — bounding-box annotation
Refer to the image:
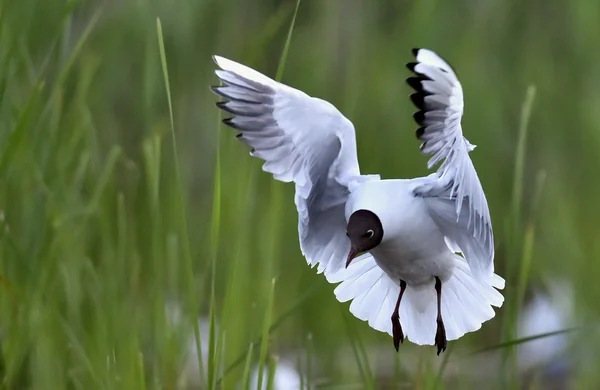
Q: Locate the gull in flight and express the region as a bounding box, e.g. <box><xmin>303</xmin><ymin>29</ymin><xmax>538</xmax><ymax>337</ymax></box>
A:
<box><xmin>211</xmin><ymin>49</ymin><xmax>505</xmax><ymax>354</ymax></box>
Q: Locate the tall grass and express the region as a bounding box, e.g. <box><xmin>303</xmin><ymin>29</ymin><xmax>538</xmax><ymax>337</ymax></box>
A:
<box><xmin>1</xmin><ymin>0</ymin><xmax>600</xmax><ymax>389</ymax></box>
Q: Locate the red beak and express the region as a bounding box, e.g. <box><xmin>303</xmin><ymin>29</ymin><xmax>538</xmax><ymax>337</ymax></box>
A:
<box><xmin>346</xmin><ymin>248</ymin><xmax>358</xmax><ymax>268</ymax></box>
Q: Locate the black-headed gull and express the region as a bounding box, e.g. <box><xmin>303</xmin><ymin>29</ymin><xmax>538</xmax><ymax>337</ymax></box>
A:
<box><xmin>211</xmin><ymin>49</ymin><xmax>505</xmax><ymax>354</ymax></box>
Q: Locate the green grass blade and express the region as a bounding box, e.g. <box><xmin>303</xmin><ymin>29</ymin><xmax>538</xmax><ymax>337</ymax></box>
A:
<box><xmin>156</xmin><ymin>17</ymin><xmax>204</xmax><ymax>388</ymax></box>
<box><xmin>257</xmin><ymin>278</ymin><xmax>277</xmax><ymax>390</ymax></box>
<box><xmin>514</xmin><ymin>171</ymin><xmax>547</xmax><ymax>322</ymax></box>
<box><xmin>54</xmin><ymin>8</ymin><xmax>102</xmax><ymax>90</ymax></box>
<box><xmin>275</xmin><ymin>0</ymin><xmax>301</xmax><ymax>82</ymax></box>
<box><xmin>266</xmin><ymin>355</ymin><xmax>277</xmax><ymax>390</ymax></box>
<box><xmin>211</xmin><ymin>330</ymin><xmax>225</xmax><ymax>390</ymax></box>
<box><xmin>87</xmin><ymin>145</ymin><xmax>122</xmax><ymax>212</ymax></box>
<box><xmin>511</xmin><ymin>85</ymin><xmax>537</xmax><ymax>225</ymax></box>
<box><xmin>207</xmin><ymin>293</ymin><xmax>218</xmax><ymax>390</ymax></box>
<box><xmin>465</xmin><ymin>326</ymin><xmax>585</xmax><ymax>356</ymax></box>
<box><xmin>137</xmin><ymin>352</ymin><xmax>146</xmax><ymax>390</ymax></box>
<box><xmin>240</xmin><ymin>343</ymin><xmax>255</xmax><ymax>390</ymax></box>
<box><xmin>0</xmin><ymin>79</ymin><xmax>44</xmax><ymax>177</ymax></box>
<box><xmin>156</xmin><ymin>19</ymin><xmax>175</xmax><ymax>135</ymax></box>
<box><xmin>501</xmin><ymin>84</ymin><xmax>537</xmax><ymax>388</ymax></box>
<box><xmin>208</xmin><ymin>87</ymin><xmax>222</xmax><ymax>390</ymax></box>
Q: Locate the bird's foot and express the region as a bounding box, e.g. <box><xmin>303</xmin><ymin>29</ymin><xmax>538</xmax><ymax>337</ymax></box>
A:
<box><xmin>435</xmin><ymin>318</ymin><xmax>447</xmax><ymax>355</ymax></box>
<box><xmin>391</xmin><ymin>314</ymin><xmax>404</xmax><ymax>351</ymax></box>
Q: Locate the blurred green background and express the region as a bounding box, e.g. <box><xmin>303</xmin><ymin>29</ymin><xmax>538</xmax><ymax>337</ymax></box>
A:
<box><xmin>0</xmin><ymin>0</ymin><xmax>599</xmax><ymax>388</ymax></box>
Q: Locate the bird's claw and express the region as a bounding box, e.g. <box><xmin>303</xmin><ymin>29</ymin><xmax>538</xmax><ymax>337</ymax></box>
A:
<box><xmin>391</xmin><ymin>314</ymin><xmax>404</xmax><ymax>352</ymax></box>
<box><xmin>435</xmin><ymin>318</ymin><xmax>447</xmax><ymax>355</ymax></box>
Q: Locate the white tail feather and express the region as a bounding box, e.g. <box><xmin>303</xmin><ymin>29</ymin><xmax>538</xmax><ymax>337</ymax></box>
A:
<box><xmin>333</xmin><ymin>255</ymin><xmax>504</xmax><ymax>345</ymax></box>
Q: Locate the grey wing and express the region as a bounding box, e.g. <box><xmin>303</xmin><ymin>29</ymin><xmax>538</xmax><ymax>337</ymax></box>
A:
<box><xmin>407</xmin><ymin>48</ymin><xmax>494</xmax><ymax>280</ymax></box>
<box><xmin>212</xmin><ymin>55</ymin><xmax>362</xmax><ymax>281</ymax></box>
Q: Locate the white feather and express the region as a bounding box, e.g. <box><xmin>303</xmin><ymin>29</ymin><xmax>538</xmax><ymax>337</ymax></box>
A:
<box><xmin>212</xmin><ymin>55</ymin><xmax>366</xmax><ymax>281</ymax></box>
<box><xmin>334</xmin><ymin>254</ymin><xmax>504</xmax><ymax>345</ymax></box>
<box><xmin>409</xmin><ymin>49</ymin><xmax>494</xmax><ymax>281</ymax></box>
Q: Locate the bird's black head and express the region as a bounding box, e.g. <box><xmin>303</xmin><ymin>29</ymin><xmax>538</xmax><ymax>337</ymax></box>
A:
<box><xmin>346</xmin><ymin>209</ymin><xmax>384</xmax><ymax>267</ymax></box>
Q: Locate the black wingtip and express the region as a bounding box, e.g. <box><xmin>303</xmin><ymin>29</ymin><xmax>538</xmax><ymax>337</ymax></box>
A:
<box><xmin>412</xmin><ymin>48</ymin><xmax>421</xmax><ymax>57</ymax></box>
<box><xmin>413</xmin><ymin>111</ymin><xmax>425</xmax><ymax>125</ymax></box>
<box><xmin>406</xmin><ymin>62</ymin><xmax>418</xmax><ymax>72</ymax></box>
<box><xmin>222</xmin><ymin>117</ymin><xmax>240</xmax><ymax>130</ymax></box>
<box><xmin>406</xmin><ymin>76</ymin><xmax>427</xmax><ymax>92</ymax></box>
<box><xmin>217</xmin><ymin>101</ymin><xmax>240</xmax><ymax>116</ymax></box>
<box><xmin>410</xmin><ymin>93</ymin><xmax>426</xmax><ymax>110</ymax></box>
<box><xmin>416</xmin><ymin>127</ymin><xmax>426</xmax><ymax>139</ymax></box>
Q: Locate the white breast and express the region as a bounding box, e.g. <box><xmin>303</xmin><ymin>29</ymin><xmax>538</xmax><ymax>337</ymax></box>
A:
<box><xmin>346</xmin><ymin>179</ymin><xmax>456</xmax><ymax>285</ymax></box>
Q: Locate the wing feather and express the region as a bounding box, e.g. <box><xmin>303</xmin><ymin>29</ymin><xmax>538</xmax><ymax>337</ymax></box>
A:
<box><xmin>212</xmin><ymin>55</ymin><xmax>365</xmax><ymax>280</ymax></box>
<box><xmin>407</xmin><ymin>48</ymin><xmax>494</xmax><ymax>280</ymax></box>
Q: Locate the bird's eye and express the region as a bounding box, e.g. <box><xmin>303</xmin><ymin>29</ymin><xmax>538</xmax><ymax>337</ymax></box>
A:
<box><xmin>345</xmin><ymin>231</ymin><xmax>349</xmax><ymax>237</ymax></box>
<box><xmin>365</xmin><ymin>229</ymin><xmax>374</xmax><ymax>239</ymax></box>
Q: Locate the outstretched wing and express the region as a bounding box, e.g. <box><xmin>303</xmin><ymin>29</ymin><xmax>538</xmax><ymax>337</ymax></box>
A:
<box><xmin>212</xmin><ymin>56</ymin><xmax>366</xmax><ymax>280</ymax></box>
<box><xmin>407</xmin><ymin>48</ymin><xmax>494</xmax><ymax>280</ymax></box>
